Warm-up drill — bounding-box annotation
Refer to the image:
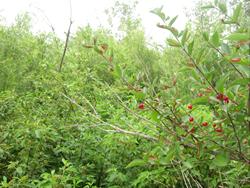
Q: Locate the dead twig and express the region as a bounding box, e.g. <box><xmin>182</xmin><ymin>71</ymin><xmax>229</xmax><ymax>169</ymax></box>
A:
<box><xmin>58</xmin><ymin>0</ymin><xmax>73</xmax><ymax>72</ymax></box>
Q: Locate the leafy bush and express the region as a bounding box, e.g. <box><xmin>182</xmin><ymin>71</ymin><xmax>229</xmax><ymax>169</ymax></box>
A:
<box><xmin>0</xmin><ymin>0</ymin><xmax>249</xmax><ymax>187</ymax></box>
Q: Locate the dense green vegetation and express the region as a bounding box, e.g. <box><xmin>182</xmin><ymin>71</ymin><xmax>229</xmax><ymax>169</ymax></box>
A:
<box><xmin>0</xmin><ymin>0</ymin><xmax>249</xmax><ymax>187</ymax></box>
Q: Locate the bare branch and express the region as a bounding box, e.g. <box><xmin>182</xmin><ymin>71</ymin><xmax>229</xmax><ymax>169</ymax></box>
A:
<box><xmin>58</xmin><ymin>0</ymin><xmax>73</xmax><ymax>72</ymax></box>
<box><xmin>104</xmin><ymin>129</ymin><xmax>158</xmax><ymax>141</ymax></box>
<box><xmin>61</xmin><ymin>93</ymin><xmax>158</xmax><ymax>142</ymax></box>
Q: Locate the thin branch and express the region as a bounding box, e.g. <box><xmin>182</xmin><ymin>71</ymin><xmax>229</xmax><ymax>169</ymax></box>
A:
<box><xmin>80</xmin><ymin>94</ymin><xmax>99</xmax><ymax>116</ymax></box>
<box><xmin>58</xmin><ymin>0</ymin><xmax>73</xmax><ymax>72</ymax></box>
<box><xmin>187</xmin><ymin>171</ymin><xmax>203</xmax><ymax>188</ymax></box>
<box><xmin>172</xmin><ymin>36</ymin><xmax>219</xmax><ymax>94</ymax></box>
<box><xmin>104</xmin><ymin>129</ymin><xmax>158</xmax><ymax>141</ymax></box>
<box><xmin>227</xmin><ymin>112</ymin><xmax>242</xmax><ymax>154</ymax></box>
<box><xmin>31</xmin><ymin>6</ymin><xmax>55</xmax><ymax>33</ymax></box>
<box><xmin>182</xmin><ymin>47</ymin><xmax>219</xmax><ymax>94</ymax></box>
<box><xmin>114</xmin><ymin>93</ymin><xmax>162</xmax><ymax>130</ymax></box>
<box><xmin>208</xmin><ymin>41</ymin><xmax>245</xmax><ymax>78</ymax></box>
<box><xmin>180</xmin><ymin>169</ymin><xmax>190</xmax><ymax>188</ymax></box>
<box><xmin>61</xmin><ymin>93</ymin><xmax>158</xmax><ymax>142</ymax></box>
<box><xmin>214</xmin><ymin>7</ymin><xmax>240</xmax><ymax>26</ymax></box>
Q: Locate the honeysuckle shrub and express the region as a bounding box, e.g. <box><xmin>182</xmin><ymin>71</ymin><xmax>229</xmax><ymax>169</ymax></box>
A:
<box><xmin>0</xmin><ymin>0</ymin><xmax>249</xmax><ymax>187</ymax></box>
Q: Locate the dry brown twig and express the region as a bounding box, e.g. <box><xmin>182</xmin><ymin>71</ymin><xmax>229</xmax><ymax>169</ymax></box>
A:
<box><xmin>58</xmin><ymin>0</ymin><xmax>73</xmax><ymax>72</ymax></box>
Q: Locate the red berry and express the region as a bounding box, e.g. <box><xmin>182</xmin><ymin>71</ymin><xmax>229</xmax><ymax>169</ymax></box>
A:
<box><xmin>187</xmin><ymin>104</ymin><xmax>193</xmax><ymax>110</ymax></box>
<box><xmin>215</xmin><ymin>128</ymin><xmax>223</xmax><ymax>133</ymax></box>
<box><xmin>213</xmin><ymin>124</ymin><xmax>217</xmax><ymax>128</ymax></box>
<box><xmin>189</xmin><ymin>127</ymin><xmax>195</xmax><ymax>133</ymax></box>
<box><xmin>138</xmin><ymin>102</ymin><xmax>145</xmax><ymax>109</ymax></box>
<box><xmin>189</xmin><ymin>117</ymin><xmax>194</xmax><ymax>122</ymax></box>
<box><xmin>223</xmin><ymin>96</ymin><xmax>229</xmax><ymax>103</ymax></box>
<box><xmin>216</xmin><ymin>93</ymin><xmax>224</xmax><ymax>101</ymax></box>
<box><xmin>230</xmin><ymin>57</ymin><xmax>241</xmax><ymax>63</ymax></box>
<box><xmin>197</xmin><ymin>93</ymin><xmax>203</xmax><ymax>97</ymax></box>
<box><xmin>202</xmin><ymin>122</ymin><xmax>208</xmax><ymax>126</ymax></box>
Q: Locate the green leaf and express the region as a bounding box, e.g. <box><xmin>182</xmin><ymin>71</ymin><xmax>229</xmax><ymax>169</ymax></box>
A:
<box><xmin>39</xmin><ymin>181</ymin><xmax>53</xmax><ymax>188</ymax></box>
<box><xmin>232</xmin><ymin>3</ymin><xmax>242</xmax><ymax>23</ymax></box>
<box><xmin>169</xmin><ymin>15</ymin><xmax>178</xmax><ymax>26</ymax></box>
<box><xmin>16</xmin><ymin>167</ymin><xmax>23</xmax><ymax>175</ymax></box>
<box><xmin>218</xmin><ymin>2</ymin><xmax>227</xmax><ymax>14</ymax></box>
<box><xmin>211</xmin><ymin>31</ymin><xmax>220</xmax><ymax>47</ymax></box>
<box><xmin>158</xmin><ymin>25</ymin><xmax>179</xmax><ymax>36</ymax></box>
<box><xmin>230</xmin><ymin>78</ymin><xmax>249</xmax><ymax>87</ymax></box>
<box><xmin>216</xmin><ymin>75</ymin><xmax>228</xmax><ymax>92</ymax></box>
<box><xmin>151</xmin><ymin>111</ymin><xmax>160</xmax><ymax>123</ymax></box>
<box><xmin>94</xmin><ymin>46</ymin><xmax>103</xmax><ymax>54</ymax></box>
<box><xmin>226</xmin><ymin>33</ymin><xmax>249</xmax><ymax>41</ymax></box>
<box><xmin>201</xmin><ymin>4</ymin><xmax>215</xmax><ymax>9</ymax></box>
<box><xmin>192</xmin><ymin>96</ymin><xmax>209</xmax><ymax>105</ymax></box>
<box><xmin>202</xmin><ymin>32</ymin><xmax>209</xmax><ymax>41</ymax></box>
<box><xmin>133</xmin><ymin>91</ymin><xmax>146</xmax><ymax>101</ymax></box>
<box><xmin>126</xmin><ymin>159</ymin><xmax>146</xmax><ymax>168</ymax></box>
<box><xmin>213</xmin><ymin>152</ymin><xmax>230</xmax><ymax>167</ymax></box>
<box><xmin>113</xmin><ymin>64</ymin><xmax>122</xmax><ymax>79</ymax></box>
<box><xmin>150</xmin><ymin>6</ymin><xmax>165</xmax><ymax>21</ymax></box>
<box><xmin>187</xmin><ymin>40</ymin><xmax>194</xmax><ymax>55</ymax></box>
<box><xmin>181</xmin><ymin>29</ymin><xmax>188</xmax><ymax>45</ymax></box>
<box><xmin>167</xmin><ymin>39</ymin><xmax>181</xmax><ymax>47</ymax></box>
<box><xmin>108</xmin><ymin>48</ymin><xmax>114</xmax><ymax>58</ymax></box>
<box><xmin>160</xmin><ymin>147</ymin><xmax>176</xmax><ymax>165</ymax></box>
<box><xmin>171</xmin><ymin>27</ymin><xmax>179</xmax><ymax>37</ymax></box>
<box><xmin>221</xmin><ymin>43</ymin><xmax>231</xmax><ymax>54</ymax></box>
<box><xmin>222</xmin><ymin>20</ymin><xmax>236</xmax><ymax>25</ymax></box>
<box><xmin>183</xmin><ymin>161</ymin><xmax>193</xmax><ymax>169</ymax></box>
<box><xmin>35</xmin><ymin>130</ymin><xmax>41</xmax><ymax>139</ymax></box>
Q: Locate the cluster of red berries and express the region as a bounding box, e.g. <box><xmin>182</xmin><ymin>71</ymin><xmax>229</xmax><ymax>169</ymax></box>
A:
<box><xmin>216</xmin><ymin>93</ymin><xmax>229</xmax><ymax>103</ymax></box>
<box><xmin>188</xmin><ymin>116</ymin><xmax>208</xmax><ymax>127</ymax></box>
<box><xmin>187</xmin><ymin>104</ymin><xmax>223</xmax><ymax>133</ymax></box>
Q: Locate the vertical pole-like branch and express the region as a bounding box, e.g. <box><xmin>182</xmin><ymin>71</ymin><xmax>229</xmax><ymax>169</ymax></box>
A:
<box><xmin>58</xmin><ymin>0</ymin><xmax>73</xmax><ymax>72</ymax></box>
<box><xmin>227</xmin><ymin>112</ymin><xmax>242</xmax><ymax>154</ymax></box>
<box><xmin>248</xmin><ymin>43</ymin><xmax>250</xmax><ymax>132</ymax></box>
<box><xmin>248</xmin><ymin>83</ymin><xmax>250</xmax><ymax>131</ymax></box>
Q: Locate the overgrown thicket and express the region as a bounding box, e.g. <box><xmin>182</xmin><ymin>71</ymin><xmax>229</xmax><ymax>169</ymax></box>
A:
<box><xmin>0</xmin><ymin>0</ymin><xmax>249</xmax><ymax>187</ymax></box>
